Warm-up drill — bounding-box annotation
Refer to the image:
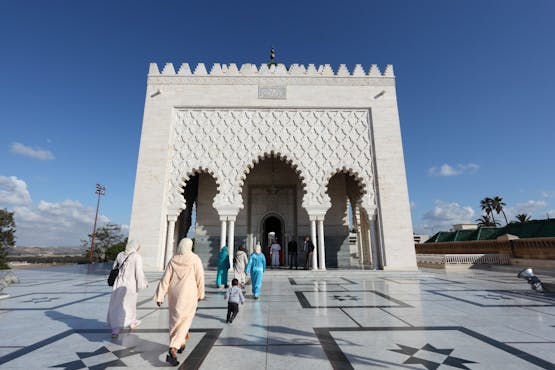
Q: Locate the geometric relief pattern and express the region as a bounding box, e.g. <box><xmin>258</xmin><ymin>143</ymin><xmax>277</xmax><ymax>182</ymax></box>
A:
<box><xmin>168</xmin><ymin>109</ymin><xmax>376</xmax><ymax>215</ymax></box>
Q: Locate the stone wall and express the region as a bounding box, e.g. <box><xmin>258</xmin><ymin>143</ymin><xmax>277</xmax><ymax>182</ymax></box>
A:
<box><xmin>415</xmin><ymin>237</ymin><xmax>555</xmax><ymax>260</ymax></box>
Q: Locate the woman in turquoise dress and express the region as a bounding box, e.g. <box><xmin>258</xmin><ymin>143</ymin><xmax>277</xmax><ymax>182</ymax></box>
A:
<box><xmin>216</xmin><ymin>246</ymin><xmax>230</xmax><ymax>288</ymax></box>
<box><xmin>245</xmin><ymin>243</ymin><xmax>266</xmax><ymax>299</ymax></box>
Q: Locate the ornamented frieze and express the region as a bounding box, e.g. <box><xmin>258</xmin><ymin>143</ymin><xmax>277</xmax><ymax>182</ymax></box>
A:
<box><xmin>168</xmin><ymin>109</ymin><xmax>376</xmax><ymax>215</ymax></box>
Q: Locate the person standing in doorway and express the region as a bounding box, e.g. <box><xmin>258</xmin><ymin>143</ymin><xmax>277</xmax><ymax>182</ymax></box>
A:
<box><xmin>270</xmin><ymin>238</ymin><xmax>281</xmax><ymax>268</ymax></box>
<box><xmin>245</xmin><ymin>242</ymin><xmax>266</xmax><ymax>299</ymax></box>
<box><xmin>288</xmin><ymin>238</ymin><xmax>298</xmax><ymax>269</ymax></box>
<box><xmin>234</xmin><ymin>245</ymin><xmax>249</xmax><ymax>289</ymax></box>
<box><xmin>303</xmin><ymin>236</ymin><xmax>315</xmax><ymax>270</ymax></box>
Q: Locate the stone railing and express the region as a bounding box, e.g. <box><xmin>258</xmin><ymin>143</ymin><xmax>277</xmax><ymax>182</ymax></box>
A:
<box><xmin>417</xmin><ymin>254</ymin><xmax>511</xmax><ymax>265</ymax></box>
<box><xmin>416</xmin><ymin>237</ymin><xmax>555</xmax><ymax>260</ymax></box>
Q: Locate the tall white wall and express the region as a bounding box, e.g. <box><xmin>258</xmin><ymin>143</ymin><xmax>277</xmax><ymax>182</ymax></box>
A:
<box><xmin>371</xmin><ymin>86</ymin><xmax>417</xmax><ymax>269</ymax></box>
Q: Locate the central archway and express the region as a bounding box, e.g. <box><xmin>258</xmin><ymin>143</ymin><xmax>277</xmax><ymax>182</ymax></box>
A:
<box><xmin>237</xmin><ymin>153</ymin><xmax>309</xmax><ymax>267</ymax></box>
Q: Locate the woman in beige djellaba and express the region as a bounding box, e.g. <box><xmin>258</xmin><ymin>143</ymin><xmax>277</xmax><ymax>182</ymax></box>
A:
<box><xmin>155</xmin><ymin>238</ymin><xmax>205</xmax><ymax>366</ymax></box>
<box><xmin>107</xmin><ymin>239</ymin><xmax>148</xmax><ymax>338</ymax></box>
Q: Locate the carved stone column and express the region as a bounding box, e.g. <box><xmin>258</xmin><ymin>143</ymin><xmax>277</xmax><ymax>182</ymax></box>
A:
<box><xmin>165</xmin><ymin>213</ymin><xmax>179</xmax><ymax>267</ymax></box>
<box><xmin>227</xmin><ymin>216</ymin><xmax>236</xmax><ymax>270</ymax></box>
<box><xmin>310</xmin><ymin>219</ymin><xmax>318</xmax><ymax>270</ymax></box>
<box><xmin>368</xmin><ymin>209</ymin><xmax>381</xmax><ymax>270</ymax></box>
<box><xmin>354</xmin><ymin>204</ymin><xmax>364</xmax><ymax>267</ymax></box>
<box><xmin>220</xmin><ymin>217</ymin><xmax>227</xmax><ymax>249</ymax></box>
<box><xmin>317</xmin><ymin>219</ymin><xmax>326</xmax><ymax>271</ymax></box>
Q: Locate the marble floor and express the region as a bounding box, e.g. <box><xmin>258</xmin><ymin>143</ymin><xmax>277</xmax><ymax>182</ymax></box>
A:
<box><xmin>1</xmin><ymin>264</ymin><xmax>555</xmax><ymax>369</ymax></box>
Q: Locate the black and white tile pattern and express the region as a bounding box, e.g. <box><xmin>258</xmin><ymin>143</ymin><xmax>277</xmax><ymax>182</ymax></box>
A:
<box><xmin>0</xmin><ymin>265</ymin><xmax>554</xmax><ymax>369</ymax></box>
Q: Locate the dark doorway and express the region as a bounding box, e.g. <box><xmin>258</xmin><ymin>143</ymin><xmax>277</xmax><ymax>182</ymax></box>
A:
<box><xmin>262</xmin><ymin>216</ymin><xmax>282</xmax><ymax>266</ymax></box>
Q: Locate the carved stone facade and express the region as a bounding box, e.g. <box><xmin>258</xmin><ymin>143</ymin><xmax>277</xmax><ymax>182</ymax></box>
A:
<box><xmin>169</xmin><ymin>109</ymin><xmax>375</xmax><ymax>214</ymax></box>
<box><xmin>129</xmin><ymin>62</ymin><xmax>417</xmax><ymax>272</ymax></box>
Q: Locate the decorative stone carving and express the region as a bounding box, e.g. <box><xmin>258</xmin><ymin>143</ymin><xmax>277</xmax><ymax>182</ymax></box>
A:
<box><xmin>147</xmin><ymin>62</ymin><xmax>395</xmax><ymax>78</ymax></box>
<box><xmin>168</xmin><ymin>109</ymin><xmax>376</xmax><ymax>216</ymax></box>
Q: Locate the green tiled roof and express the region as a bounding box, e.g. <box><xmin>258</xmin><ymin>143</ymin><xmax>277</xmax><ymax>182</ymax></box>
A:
<box><xmin>423</xmin><ymin>218</ymin><xmax>555</xmax><ymax>243</ymax></box>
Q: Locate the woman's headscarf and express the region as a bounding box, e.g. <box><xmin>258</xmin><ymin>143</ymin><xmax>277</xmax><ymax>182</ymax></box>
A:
<box><xmin>254</xmin><ymin>242</ymin><xmax>262</xmax><ymax>254</ymax></box>
<box><xmin>125</xmin><ymin>239</ymin><xmax>140</xmax><ymax>254</ymax></box>
<box><xmin>176</xmin><ymin>238</ymin><xmax>194</xmax><ymax>255</ymax></box>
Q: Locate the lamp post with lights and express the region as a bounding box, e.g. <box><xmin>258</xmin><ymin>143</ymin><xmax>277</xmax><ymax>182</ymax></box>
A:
<box><xmin>89</xmin><ymin>183</ymin><xmax>106</xmax><ymax>263</ymax></box>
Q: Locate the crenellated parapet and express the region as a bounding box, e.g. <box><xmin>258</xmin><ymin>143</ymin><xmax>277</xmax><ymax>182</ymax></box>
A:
<box><xmin>148</xmin><ymin>62</ymin><xmax>395</xmax><ymax>78</ymax></box>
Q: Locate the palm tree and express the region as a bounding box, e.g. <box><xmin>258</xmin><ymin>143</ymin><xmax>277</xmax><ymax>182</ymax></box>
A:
<box><xmin>480</xmin><ymin>197</ymin><xmax>496</xmax><ymax>224</ymax></box>
<box><xmin>515</xmin><ymin>213</ymin><xmax>531</xmax><ymax>223</ymax></box>
<box><xmin>475</xmin><ymin>215</ymin><xmax>499</xmax><ymax>227</ymax></box>
<box><xmin>491</xmin><ymin>196</ymin><xmax>508</xmax><ymax>225</ymax></box>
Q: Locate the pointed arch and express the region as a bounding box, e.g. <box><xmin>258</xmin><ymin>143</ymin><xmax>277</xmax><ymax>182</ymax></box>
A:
<box><xmin>237</xmin><ymin>151</ymin><xmax>308</xmax><ymax>196</ymax></box>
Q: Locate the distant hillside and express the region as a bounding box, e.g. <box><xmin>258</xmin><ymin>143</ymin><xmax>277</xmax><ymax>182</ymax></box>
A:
<box><xmin>7</xmin><ymin>246</ymin><xmax>85</xmax><ymax>257</ymax></box>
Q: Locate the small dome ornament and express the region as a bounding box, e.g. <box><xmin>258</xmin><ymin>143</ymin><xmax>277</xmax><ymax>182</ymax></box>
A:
<box><xmin>267</xmin><ymin>47</ymin><xmax>277</xmax><ymax>69</ymax></box>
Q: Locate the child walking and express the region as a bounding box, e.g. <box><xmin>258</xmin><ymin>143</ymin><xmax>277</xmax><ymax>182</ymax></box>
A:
<box><xmin>224</xmin><ymin>278</ymin><xmax>244</xmax><ymax>323</ymax></box>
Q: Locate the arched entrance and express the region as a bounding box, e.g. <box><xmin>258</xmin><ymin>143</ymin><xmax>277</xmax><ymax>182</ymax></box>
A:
<box><xmin>325</xmin><ymin>170</ymin><xmax>372</xmax><ymax>268</ymax></box>
<box><xmin>261</xmin><ymin>214</ymin><xmax>283</xmax><ymax>266</ymax></box>
<box><xmin>177</xmin><ymin>171</ymin><xmax>220</xmax><ymax>267</ymax></box>
<box><xmin>239</xmin><ymin>153</ymin><xmax>306</xmax><ymax>266</ymax></box>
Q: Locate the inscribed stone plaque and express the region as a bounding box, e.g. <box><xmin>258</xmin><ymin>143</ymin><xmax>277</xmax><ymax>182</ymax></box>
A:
<box><xmin>258</xmin><ymin>86</ymin><xmax>287</xmax><ymax>99</ymax></box>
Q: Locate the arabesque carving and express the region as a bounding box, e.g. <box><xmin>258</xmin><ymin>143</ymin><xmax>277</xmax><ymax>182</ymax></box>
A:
<box><xmin>168</xmin><ymin>109</ymin><xmax>376</xmax><ymax>216</ymax></box>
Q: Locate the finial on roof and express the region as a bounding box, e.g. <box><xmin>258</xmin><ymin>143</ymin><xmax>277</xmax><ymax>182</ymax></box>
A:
<box><xmin>267</xmin><ymin>47</ymin><xmax>277</xmax><ymax>68</ymax></box>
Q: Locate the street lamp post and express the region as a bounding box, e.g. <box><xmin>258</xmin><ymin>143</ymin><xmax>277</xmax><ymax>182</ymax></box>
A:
<box><xmin>89</xmin><ymin>183</ymin><xmax>106</xmax><ymax>263</ymax></box>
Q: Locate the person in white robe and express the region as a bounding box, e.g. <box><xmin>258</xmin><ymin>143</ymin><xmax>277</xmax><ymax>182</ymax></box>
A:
<box><xmin>107</xmin><ymin>239</ymin><xmax>148</xmax><ymax>338</ymax></box>
<box><xmin>155</xmin><ymin>238</ymin><xmax>205</xmax><ymax>366</ymax></box>
<box><xmin>233</xmin><ymin>245</ymin><xmax>249</xmax><ymax>289</ymax></box>
<box><xmin>270</xmin><ymin>240</ymin><xmax>281</xmax><ymax>268</ymax></box>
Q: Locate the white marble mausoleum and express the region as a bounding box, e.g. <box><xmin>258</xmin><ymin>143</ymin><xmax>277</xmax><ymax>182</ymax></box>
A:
<box><xmin>129</xmin><ymin>61</ymin><xmax>416</xmax><ymax>272</ymax></box>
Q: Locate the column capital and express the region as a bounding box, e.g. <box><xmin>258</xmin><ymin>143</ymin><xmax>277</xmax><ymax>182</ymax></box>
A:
<box><xmin>215</xmin><ymin>205</ymin><xmax>241</xmax><ymax>219</ymax></box>
<box><xmin>304</xmin><ymin>203</ymin><xmax>330</xmax><ymax>220</ymax></box>
<box><xmin>167</xmin><ymin>211</ymin><xmax>179</xmax><ymax>222</ymax></box>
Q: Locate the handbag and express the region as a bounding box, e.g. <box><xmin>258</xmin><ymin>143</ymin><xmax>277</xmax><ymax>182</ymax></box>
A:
<box><xmin>107</xmin><ymin>254</ymin><xmax>130</xmax><ymax>286</ymax></box>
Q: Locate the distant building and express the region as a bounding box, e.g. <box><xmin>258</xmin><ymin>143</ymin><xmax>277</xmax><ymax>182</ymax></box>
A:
<box><xmin>451</xmin><ymin>224</ymin><xmax>478</xmax><ymax>231</ymax></box>
<box><xmin>425</xmin><ymin>219</ymin><xmax>555</xmax><ymax>243</ymax></box>
<box><xmin>413</xmin><ymin>234</ymin><xmax>430</xmax><ymax>244</ymax></box>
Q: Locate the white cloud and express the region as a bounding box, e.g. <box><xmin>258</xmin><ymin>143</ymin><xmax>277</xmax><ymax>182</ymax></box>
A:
<box><xmin>420</xmin><ymin>200</ymin><xmax>475</xmax><ymax>231</ymax></box>
<box><xmin>0</xmin><ymin>175</ymin><xmax>32</xmax><ymax>205</ymax></box>
<box><xmin>514</xmin><ymin>200</ymin><xmax>547</xmax><ymax>214</ymax></box>
<box><xmin>1</xmin><ymin>176</ymin><xmax>119</xmax><ymax>247</ymax></box>
<box><xmin>498</xmin><ymin>200</ymin><xmax>550</xmax><ymax>223</ymax></box>
<box><xmin>10</xmin><ymin>142</ymin><xmax>55</xmax><ymax>160</ymax></box>
<box><xmin>410</xmin><ymin>201</ymin><xmax>416</xmax><ymax>209</ymax></box>
<box><xmin>13</xmin><ymin>200</ymin><xmax>111</xmax><ymax>246</ymax></box>
<box><xmin>428</xmin><ymin>163</ymin><xmax>479</xmax><ymax>177</ymax></box>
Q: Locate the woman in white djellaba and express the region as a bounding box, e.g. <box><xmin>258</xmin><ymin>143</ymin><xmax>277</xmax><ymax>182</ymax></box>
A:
<box><xmin>107</xmin><ymin>239</ymin><xmax>148</xmax><ymax>338</ymax></box>
<box><xmin>155</xmin><ymin>238</ymin><xmax>205</xmax><ymax>366</ymax></box>
<box><xmin>233</xmin><ymin>245</ymin><xmax>249</xmax><ymax>289</ymax></box>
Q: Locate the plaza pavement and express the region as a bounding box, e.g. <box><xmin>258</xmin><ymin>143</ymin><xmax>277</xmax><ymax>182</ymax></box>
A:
<box><xmin>1</xmin><ymin>263</ymin><xmax>555</xmax><ymax>369</ymax></box>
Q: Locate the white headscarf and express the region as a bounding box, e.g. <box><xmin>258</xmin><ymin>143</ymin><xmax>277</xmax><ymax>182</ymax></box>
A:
<box><xmin>176</xmin><ymin>238</ymin><xmax>194</xmax><ymax>255</ymax></box>
<box><xmin>125</xmin><ymin>239</ymin><xmax>140</xmax><ymax>255</ymax></box>
<box><xmin>254</xmin><ymin>242</ymin><xmax>262</xmax><ymax>254</ymax></box>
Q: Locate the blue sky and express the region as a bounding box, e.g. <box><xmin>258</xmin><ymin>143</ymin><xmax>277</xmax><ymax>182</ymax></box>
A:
<box><xmin>1</xmin><ymin>1</ymin><xmax>554</xmax><ymax>246</ymax></box>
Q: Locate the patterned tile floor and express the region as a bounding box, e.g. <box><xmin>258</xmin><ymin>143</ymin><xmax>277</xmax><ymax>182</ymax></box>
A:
<box><xmin>1</xmin><ymin>264</ymin><xmax>555</xmax><ymax>369</ymax></box>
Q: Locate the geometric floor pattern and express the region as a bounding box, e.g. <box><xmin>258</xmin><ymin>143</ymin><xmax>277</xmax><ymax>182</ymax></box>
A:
<box><xmin>1</xmin><ymin>264</ymin><xmax>555</xmax><ymax>369</ymax></box>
